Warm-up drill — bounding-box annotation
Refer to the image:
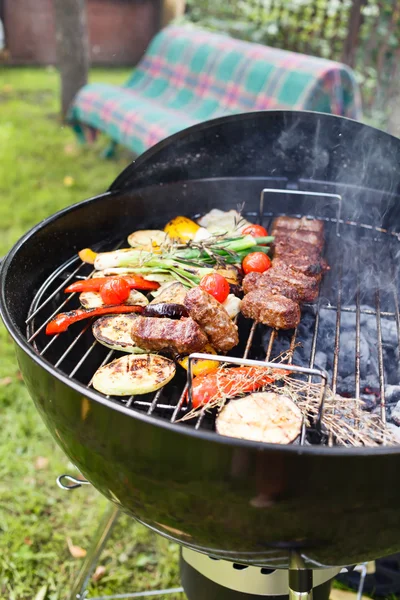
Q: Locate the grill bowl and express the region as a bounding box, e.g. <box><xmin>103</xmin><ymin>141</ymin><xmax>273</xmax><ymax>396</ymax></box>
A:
<box><xmin>2</xmin><ymin>111</ymin><xmax>400</xmax><ymax>569</ymax></box>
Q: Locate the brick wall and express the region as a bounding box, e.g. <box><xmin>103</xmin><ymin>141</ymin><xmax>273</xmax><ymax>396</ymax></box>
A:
<box><xmin>3</xmin><ymin>0</ymin><xmax>161</xmax><ymax>65</ymax></box>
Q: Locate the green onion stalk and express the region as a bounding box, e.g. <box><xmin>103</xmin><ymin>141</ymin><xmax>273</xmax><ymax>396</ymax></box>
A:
<box><xmin>93</xmin><ymin>235</ymin><xmax>274</xmax><ymax>286</ymax></box>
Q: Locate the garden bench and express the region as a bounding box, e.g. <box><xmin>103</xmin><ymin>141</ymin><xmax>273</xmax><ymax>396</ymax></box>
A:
<box><xmin>68</xmin><ymin>24</ymin><xmax>362</xmax><ymax>157</ymax></box>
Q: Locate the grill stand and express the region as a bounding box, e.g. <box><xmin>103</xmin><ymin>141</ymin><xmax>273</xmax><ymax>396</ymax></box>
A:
<box><xmin>60</xmin><ymin>477</ymin><xmax>370</xmax><ymax>600</ymax></box>
<box><xmin>61</xmin><ymin>482</ymin><xmax>184</xmax><ymax>600</ymax></box>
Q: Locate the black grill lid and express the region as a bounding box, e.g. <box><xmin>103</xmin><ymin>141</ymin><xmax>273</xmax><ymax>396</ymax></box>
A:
<box><xmin>109</xmin><ymin>111</ymin><xmax>400</xmax><ymax>199</ymax></box>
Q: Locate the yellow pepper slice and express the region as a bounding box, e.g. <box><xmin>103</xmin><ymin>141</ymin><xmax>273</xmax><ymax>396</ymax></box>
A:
<box><xmin>178</xmin><ymin>344</ymin><xmax>219</xmax><ymax>376</ymax></box>
<box><xmin>78</xmin><ymin>248</ymin><xmax>97</xmax><ymax>264</ymax></box>
<box><xmin>164</xmin><ymin>216</ymin><xmax>200</xmax><ymax>243</ymax></box>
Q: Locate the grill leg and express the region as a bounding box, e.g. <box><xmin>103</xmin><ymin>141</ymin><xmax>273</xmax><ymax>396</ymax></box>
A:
<box><xmin>68</xmin><ymin>503</ymin><xmax>120</xmax><ymax>600</ymax></box>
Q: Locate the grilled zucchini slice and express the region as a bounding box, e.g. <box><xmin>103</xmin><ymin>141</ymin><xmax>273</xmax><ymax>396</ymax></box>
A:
<box><xmin>92</xmin><ymin>354</ymin><xmax>176</xmax><ymax>396</ymax></box>
<box><xmin>127</xmin><ymin>229</ymin><xmax>169</xmax><ymax>250</ymax></box>
<box><xmin>80</xmin><ymin>289</ymin><xmax>149</xmax><ymax>309</ymax></box>
<box><xmin>92</xmin><ymin>314</ymin><xmax>146</xmax><ymax>353</ymax></box>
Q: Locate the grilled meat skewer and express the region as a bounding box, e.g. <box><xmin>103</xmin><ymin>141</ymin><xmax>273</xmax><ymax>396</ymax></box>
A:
<box><xmin>131</xmin><ymin>315</ymin><xmax>208</xmax><ymax>355</ymax></box>
<box><xmin>240</xmin><ymin>216</ymin><xmax>326</xmax><ymax>330</ymax></box>
<box><xmin>241</xmin><ymin>289</ymin><xmax>301</xmax><ymax>330</ymax></box>
<box><xmin>184</xmin><ymin>287</ymin><xmax>239</xmax><ymax>353</ymax></box>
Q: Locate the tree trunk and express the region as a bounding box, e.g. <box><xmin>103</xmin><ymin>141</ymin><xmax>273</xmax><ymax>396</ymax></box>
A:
<box><xmin>54</xmin><ymin>0</ymin><xmax>89</xmax><ymax>120</ymax></box>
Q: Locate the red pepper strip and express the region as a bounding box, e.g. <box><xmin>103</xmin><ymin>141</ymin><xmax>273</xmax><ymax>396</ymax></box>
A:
<box><xmin>64</xmin><ymin>275</ymin><xmax>159</xmax><ymax>294</ymax></box>
<box><xmin>187</xmin><ymin>366</ymin><xmax>285</xmax><ymax>408</ymax></box>
<box><xmin>45</xmin><ymin>305</ymin><xmax>143</xmax><ymax>335</ymax></box>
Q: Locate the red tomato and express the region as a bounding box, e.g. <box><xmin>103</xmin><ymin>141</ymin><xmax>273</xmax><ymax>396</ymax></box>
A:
<box><xmin>242</xmin><ymin>224</ymin><xmax>269</xmax><ymax>238</ymax></box>
<box><xmin>100</xmin><ymin>278</ymin><xmax>131</xmax><ymax>305</ymax></box>
<box><xmin>199</xmin><ymin>273</ymin><xmax>230</xmax><ymax>303</ymax></box>
<box><xmin>242</xmin><ymin>252</ymin><xmax>272</xmax><ymax>274</ymax></box>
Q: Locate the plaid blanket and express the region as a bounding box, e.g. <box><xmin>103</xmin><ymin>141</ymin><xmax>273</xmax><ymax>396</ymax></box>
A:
<box><xmin>68</xmin><ymin>25</ymin><xmax>363</xmax><ymax>156</ymax></box>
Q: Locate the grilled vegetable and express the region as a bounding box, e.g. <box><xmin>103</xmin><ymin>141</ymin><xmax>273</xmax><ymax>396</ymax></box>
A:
<box><xmin>149</xmin><ymin>282</ymin><xmax>187</xmax><ymax>305</ymax></box>
<box><xmin>92</xmin><ymin>314</ymin><xmax>146</xmax><ymax>353</ymax></box>
<box><xmin>197</xmin><ymin>209</ymin><xmax>252</xmax><ymax>235</ymax></box>
<box><xmin>187</xmin><ymin>366</ymin><xmax>280</xmax><ymax>408</ymax></box>
<box><xmin>199</xmin><ymin>273</ymin><xmax>230</xmax><ymax>303</ymax></box>
<box><xmin>178</xmin><ymin>344</ymin><xmax>218</xmax><ymax>376</ymax></box>
<box><xmin>100</xmin><ymin>277</ymin><xmax>130</xmax><ymax>305</ymax></box>
<box><xmin>242</xmin><ymin>224</ymin><xmax>269</xmax><ymax>238</ymax></box>
<box><xmin>79</xmin><ymin>248</ymin><xmax>97</xmax><ymax>264</ymax></box>
<box><xmin>92</xmin><ymin>354</ymin><xmax>175</xmax><ymax>396</ymax></box>
<box><xmin>143</xmin><ymin>303</ymin><xmax>189</xmax><ymax>319</ymax></box>
<box><xmin>216</xmin><ymin>392</ymin><xmax>302</xmax><ymax>444</ymax></box>
<box><xmin>45</xmin><ymin>305</ymin><xmax>143</xmax><ymax>335</ymax></box>
<box><xmin>65</xmin><ymin>275</ymin><xmax>159</xmax><ymax>293</ymax></box>
<box><xmin>80</xmin><ymin>289</ymin><xmax>148</xmax><ymax>310</ymax></box>
<box><xmin>127</xmin><ymin>229</ymin><xmax>169</xmax><ymax>251</ymax></box>
<box><xmin>215</xmin><ymin>266</ymin><xmax>240</xmax><ymax>285</ymax></box>
<box><xmin>164</xmin><ymin>216</ymin><xmax>200</xmax><ymax>242</ymax></box>
<box><xmin>242</xmin><ymin>252</ymin><xmax>272</xmax><ymax>274</ymax></box>
<box><xmin>222</xmin><ymin>294</ymin><xmax>241</xmax><ymax>319</ymax></box>
<box><xmin>92</xmin><ymin>236</ymin><xmax>271</xmax><ymax>287</ymax></box>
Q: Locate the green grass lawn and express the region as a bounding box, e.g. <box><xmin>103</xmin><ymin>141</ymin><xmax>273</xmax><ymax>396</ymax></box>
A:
<box><xmin>0</xmin><ymin>67</ymin><xmax>181</xmax><ymax>600</ymax></box>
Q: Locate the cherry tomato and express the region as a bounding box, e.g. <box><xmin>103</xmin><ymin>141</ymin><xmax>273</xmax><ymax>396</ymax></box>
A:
<box><xmin>242</xmin><ymin>252</ymin><xmax>272</xmax><ymax>274</ymax></box>
<box><xmin>199</xmin><ymin>273</ymin><xmax>230</xmax><ymax>303</ymax></box>
<box><xmin>242</xmin><ymin>224</ymin><xmax>269</xmax><ymax>238</ymax></box>
<box><xmin>100</xmin><ymin>278</ymin><xmax>130</xmax><ymax>305</ymax></box>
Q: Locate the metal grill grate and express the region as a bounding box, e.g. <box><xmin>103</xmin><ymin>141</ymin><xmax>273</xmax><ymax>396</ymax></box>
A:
<box><xmin>25</xmin><ymin>189</ymin><xmax>400</xmax><ymax>444</ymax></box>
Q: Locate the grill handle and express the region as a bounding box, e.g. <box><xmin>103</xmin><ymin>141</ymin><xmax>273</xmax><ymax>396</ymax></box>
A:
<box><xmin>57</xmin><ymin>474</ymin><xmax>90</xmax><ymax>490</ymax></box>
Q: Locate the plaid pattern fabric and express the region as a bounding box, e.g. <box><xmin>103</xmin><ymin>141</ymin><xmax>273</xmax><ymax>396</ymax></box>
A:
<box><xmin>68</xmin><ymin>25</ymin><xmax>363</xmax><ymax>155</ymax></box>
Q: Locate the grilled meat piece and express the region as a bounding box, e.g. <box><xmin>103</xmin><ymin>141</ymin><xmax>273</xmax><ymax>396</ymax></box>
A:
<box><xmin>272</xmin><ymin>216</ymin><xmax>324</xmax><ymax>235</ymax></box>
<box><xmin>184</xmin><ymin>287</ymin><xmax>239</xmax><ymax>353</ymax></box>
<box><xmin>274</xmin><ymin>239</ymin><xmax>322</xmax><ymax>262</ymax></box>
<box><xmin>130</xmin><ymin>315</ymin><xmax>208</xmax><ymax>355</ymax></box>
<box><xmin>265</xmin><ymin>263</ymin><xmax>319</xmax><ymax>302</ymax></box>
<box><xmin>273</xmin><ymin>227</ymin><xmax>324</xmax><ymax>251</ymax></box>
<box><xmin>242</xmin><ymin>271</ymin><xmax>300</xmax><ymax>302</ymax></box>
<box><xmin>272</xmin><ymin>217</ymin><xmax>325</xmax><ymax>252</ymax></box>
<box><xmin>272</xmin><ymin>256</ymin><xmax>328</xmax><ymax>278</ymax></box>
<box><xmin>241</xmin><ymin>289</ymin><xmax>301</xmax><ymax>329</ymax></box>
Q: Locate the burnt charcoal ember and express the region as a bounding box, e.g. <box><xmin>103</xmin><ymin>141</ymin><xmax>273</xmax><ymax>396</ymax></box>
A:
<box><xmin>314</xmin><ymin>350</ymin><xmax>327</xmax><ymax>372</ymax></box>
<box><xmin>338</xmin><ymin>330</ymin><xmax>371</xmax><ymax>379</ymax></box>
<box><xmin>386</xmin><ymin>423</ymin><xmax>400</xmax><ymax>443</ymax></box>
<box><xmin>360</xmin><ymin>395</ymin><xmax>379</xmax><ymax>412</ymax></box>
<box><xmin>390</xmin><ymin>401</ymin><xmax>400</xmax><ymax>425</ymax></box>
<box><xmin>385</xmin><ymin>385</ymin><xmax>400</xmax><ymax>405</ymax></box>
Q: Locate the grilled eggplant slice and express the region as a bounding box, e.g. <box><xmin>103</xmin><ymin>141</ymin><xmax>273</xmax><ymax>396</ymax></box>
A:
<box><xmin>92</xmin><ymin>354</ymin><xmax>175</xmax><ymax>396</ymax></box>
<box><xmin>92</xmin><ymin>314</ymin><xmax>146</xmax><ymax>353</ymax></box>
<box><xmin>143</xmin><ymin>303</ymin><xmax>189</xmax><ymax>319</ymax></box>
<box><xmin>80</xmin><ymin>289</ymin><xmax>149</xmax><ymax>309</ymax></box>
<box><xmin>149</xmin><ymin>282</ymin><xmax>187</xmax><ymax>305</ymax></box>
<box><xmin>216</xmin><ymin>392</ymin><xmax>302</xmax><ymax>444</ymax></box>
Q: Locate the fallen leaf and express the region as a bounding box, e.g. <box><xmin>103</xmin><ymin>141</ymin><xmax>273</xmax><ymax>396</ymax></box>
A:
<box><xmin>92</xmin><ymin>565</ymin><xmax>106</xmax><ymax>582</ymax></box>
<box><xmin>3</xmin><ymin>84</ymin><xmax>13</xmax><ymax>93</ymax></box>
<box><xmin>34</xmin><ymin>456</ymin><xmax>49</xmax><ymax>470</ymax></box>
<box><xmin>67</xmin><ymin>537</ymin><xmax>87</xmax><ymax>558</ymax></box>
<box><xmin>16</xmin><ymin>371</ymin><xmax>24</xmax><ymax>381</ymax></box>
<box><xmin>64</xmin><ymin>143</ymin><xmax>78</xmax><ymax>156</ymax></box>
<box><xmin>24</xmin><ymin>536</ymin><xmax>33</xmax><ymax>545</ymax></box>
<box><xmin>63</xmin><ymin>175</ymin><xmax>74</xmax><ymax>187</ymax></box>
<box><xmin>0</xmin><ymin>377</ymin><xmax>12</xmax><ymax>386</ymax></box>
<box><xmin>34</xmin><ymin>585</ymin><xmax>48</xmax><ymax>600</ymax></box>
